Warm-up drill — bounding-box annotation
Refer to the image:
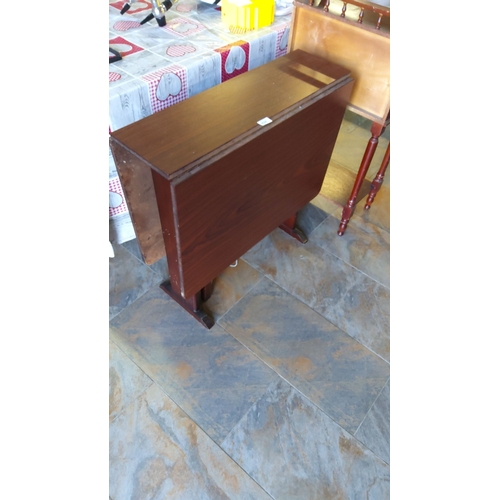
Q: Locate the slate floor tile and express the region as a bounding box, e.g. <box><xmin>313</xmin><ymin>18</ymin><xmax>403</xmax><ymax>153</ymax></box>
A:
<box><xmin>109</xmin><ymin>339</ymin><xmax>153</xmax><ymax>422</ymax></box>
<box><xmin>109</xmin><ymin>242</ymin><xmax>162</xmax><ymax>321</ymax></box>
<box><xmin>242</xmin><ymin>229</ymin><xmax>390</xmax><ymax>362</ymax></box>
<box><xmin>110</xmin><ymin>286</ymin><xmax>281</xmax><ymax>444</ymax></box>
<box><xmin>202</xmin><ymin>259</ymin><xmax>263</xmax><ymax>322</ymax></box>
<box><xmin>219</xmin><ymin>278</ymin><xmax>389</xmax><ymax>433</ymax></box>
<box><xmin>295</xmin><ymin>202</ymin><xmax>331</xmax><ymax>239</ymax></box>
<box><xmin>311</xmin><ymin>214</ymin><xmax>390</xmax><ymax>288</ymax></box>
<box><xmin>355</xmin><ymin>379</ymin><xmax>390</xmax><ymax>465</ymax></box>
<box><xmin>221</xmin><ymin>378</ymin><xmax>390</xmax><ymax>500</ymax></box>
<box><xmin>332</xmin><ymin>184</ymin><xmax>390</xmax><ymax>234</ymax></box>
<box><xmin>121</xmin><ymin>238</ymin><xmax>170</xmax><ymax>281</ymax></box>
<box><xmin>110</xmin><ymin>383</ymin><xmax>273</xmax><ymax>500</ymax></box>
<box><xmin>310</xmin><ymin>193</ymin><xmax>342</xmax><ymax>215</ymax></box>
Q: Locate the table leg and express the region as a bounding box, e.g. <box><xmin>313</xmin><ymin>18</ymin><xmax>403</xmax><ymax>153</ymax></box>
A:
<box><xmin>279</xmin><ymin>213</ymin><xmax>308</xmax><ymax>244</ymax></box>
<box><xmin>160</xmin><ymin>280</ymin><xmax>215</xmax><ymax>330</ymax></box>
<box><xmin>364</xmin><ymin>142</ymin><xmax>390</xmax><ymax>210</ymax></box>
<box><xmin>151</xmin><ymin>169</ymin><xmax>216</xmax><ymax>329</ymax></box>
<box><xmin>200</xmin><ymin>280</ymin><xmax>214</xmax><ymax>302</ymax></box>
<box><xmin>337</xmin><ymin>121</ymin><xmax>386</xmax><ymax>236</ymax></box>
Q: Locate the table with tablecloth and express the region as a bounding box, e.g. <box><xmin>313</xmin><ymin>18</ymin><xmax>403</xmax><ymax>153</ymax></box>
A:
<box><xmin>109</xmin><ymin>0</ymin><xmax>292</xmax><ymax>244</ymax></box>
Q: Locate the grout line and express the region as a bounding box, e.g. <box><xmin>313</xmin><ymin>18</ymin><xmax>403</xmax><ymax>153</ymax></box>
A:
<box><xmin>309</xmin><ymin>216</ymin><xmax>390</xmax><ymax>291</ymax></box>
<box><xmin>110</xmin><ymin>362</ymin><xmax>278</xmax><ymax>500</ymax></box>
<box><xmin>326</xmin><ymin>247</ymin><xmax>389</xmax><ymax>291</ymax></box>
<box><xmin>117</xmin><ymin>240</ymin><xmax>166</xmax><ymax>280</ymax></box>
<box><xmin>148</xmin><ymin>377</ymin><xmax>278</xmax><ymax>500</ymax></box>
<box><xmin>109</xmin><ymin>245</ymin><xmax>165</xmax><ymax>322</ymax></box>
<box><xmin>352</xmin><ymin>377</ymin><xmax>390</xmax><ymax>466</ymax></box>
<box><xmin>108</xmin><ymin>337</ymin><xmax>155</xmax><ymax>424</ymax></box>
<box><xmin>241</xmin><ymin>268</ymin><xmax>390</xmax><ymax>365</ymax></box>
<box><xmin>214</xmin><ymin>270</ymin><xmax>266</xmax><ymax>325</ymax></box>
<box><xmin>215</xmin><ymin>325</ymin><xmax>351</xmax><ymax>437</ymax></box>
<box><xmin>216</xmin><ymin>274</ymin><xmax>389</xmax><ymax>426</ymax></box>
<box><xmin>214</xmin><ymin>324</ymin><xmax>387</xmax><ymax>467</ymax></box>
<box><xmin>354</xmin><ymin>376</ymin><xmax>390</xmax><ymax>438</ymax></box>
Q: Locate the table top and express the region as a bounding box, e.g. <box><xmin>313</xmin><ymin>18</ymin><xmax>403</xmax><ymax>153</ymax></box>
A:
<box><xmin>111</xmin><ymin>49</ymin><xmax>351</xmax><ymax>180</ymax></box>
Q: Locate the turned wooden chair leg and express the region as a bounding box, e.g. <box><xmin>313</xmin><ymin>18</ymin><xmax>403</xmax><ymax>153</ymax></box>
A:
<box><xmin>337</xmin><ymin>121</ymin><xmax>385</xmax><ymax>236</ymax></box>
<box><xmin>365</xmin><ymin>142</ymin><xmax>390</xmax><ymax>210</ymax></box>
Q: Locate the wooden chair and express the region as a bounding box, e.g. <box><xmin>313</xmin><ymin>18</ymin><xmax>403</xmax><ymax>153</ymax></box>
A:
<box><xmin>289</xmin><ymin>0</ymin><xmax>390</xmax><ymax>235</ymax></box>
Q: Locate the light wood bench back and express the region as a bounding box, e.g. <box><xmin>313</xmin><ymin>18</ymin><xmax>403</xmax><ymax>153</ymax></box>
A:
<box><xmin>289</xmin><ymin>1</ymin><xmax>390</xmax><ymax>124</ymax></box>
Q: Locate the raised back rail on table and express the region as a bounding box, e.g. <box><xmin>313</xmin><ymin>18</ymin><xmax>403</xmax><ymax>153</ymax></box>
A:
<box><xmin>290</xmin><ymin>0</ymin><xmax>389</xmax><ymax>124</ymax></box>
<box><xmin>312</xmin><ymin>0</ymin><xmax>389</xmax><ymax>30</ymax></box>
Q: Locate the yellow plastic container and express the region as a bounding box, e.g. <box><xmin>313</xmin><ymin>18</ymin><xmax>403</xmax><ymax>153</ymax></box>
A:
<box><xmin>221</xmin><ymin>0</ymin><xmax>275</xmax><ymax>32</ymax></box>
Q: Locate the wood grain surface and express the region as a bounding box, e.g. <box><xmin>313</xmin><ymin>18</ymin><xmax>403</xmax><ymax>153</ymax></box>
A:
<box><xmin>110</xmin><ymin>50</ymin><xmax>353</xmax><ymax>298</ymax></box>
<box><xmin>289</xmin><ymin>2</ymin><xmax>390</xmax><ymax>124</ymax></box>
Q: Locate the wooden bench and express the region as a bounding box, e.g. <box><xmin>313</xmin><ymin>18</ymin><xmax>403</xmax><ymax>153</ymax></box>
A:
<box><xmin>289</xmin><ymin>0</ymin><xmax>390</xmax><ymax>234</ymax></box>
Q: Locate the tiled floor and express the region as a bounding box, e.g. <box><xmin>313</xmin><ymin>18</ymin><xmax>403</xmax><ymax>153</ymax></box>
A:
<box><xmin>109</xmin><ymin>109</ymin><xmax>390</xmax><ymax>499</ymax></box>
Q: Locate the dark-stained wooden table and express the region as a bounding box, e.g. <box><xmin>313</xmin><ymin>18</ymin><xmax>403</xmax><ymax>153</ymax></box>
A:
<box><xmin>110</xmin><ymin>49</ymin><xmax>353</xmax><ymax>328</ymax></box>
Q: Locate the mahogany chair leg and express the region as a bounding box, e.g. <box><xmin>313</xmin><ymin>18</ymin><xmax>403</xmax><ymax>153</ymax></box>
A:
<box><xmin>160</xmin><ymin>280</ymin><xmax>215</xmax><ymax>329</ymax></box>
<box><xmin>337</xmin><ymin>121</ymin><xmax>386</xmax><ymax>236</ymax></box>
<box><xmin>279</xmin><ymin>213</ymin><xmax>308</xmax><ymax>244</ymax></box>
<box><xmin>365</xmin><ymin>142</ymin><xmax>390</xmax><ymax>210</ymax></box>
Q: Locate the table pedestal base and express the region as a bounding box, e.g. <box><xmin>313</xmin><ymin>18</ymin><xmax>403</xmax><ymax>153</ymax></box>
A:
<box><xmin>279</xmin><ymin>213</ymin><xmax>308</xmax><ymax>244</ymax></box>
<box><xmin>159</xmin><ymin>211</ymin><xmax>307</xmax><ymax>330</ymax></box>
<box><xmin>160</xmin><ymin>281</ymin><xmax>215</xmax><ymax>330</ymax></box>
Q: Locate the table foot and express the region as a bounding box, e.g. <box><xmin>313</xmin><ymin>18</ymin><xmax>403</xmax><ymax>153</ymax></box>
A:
<box><xmin>279</xmin><ymin>223</ymin><xmax>308</xmax><ymax>243</ymax></box>
<box><xmin>160</xmin><ymin>281</ymin><xmax>215</xmax><ymax>329</ymax></box>
<box><xmin>279</xmin><ymin>214</ymin><xmax>308</xmax><ymax>244</ymax></box>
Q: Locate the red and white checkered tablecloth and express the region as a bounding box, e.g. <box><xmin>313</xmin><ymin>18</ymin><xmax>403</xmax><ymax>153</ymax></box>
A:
<box><xmin>109</xmin><ymin>177</ymin><xmax>128</xmax><ymax>217</ymax></box>
<box><xmin>142</xmin><ymin>64</ymin><xmax>189</xmax><ymax>113</ymax></box>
